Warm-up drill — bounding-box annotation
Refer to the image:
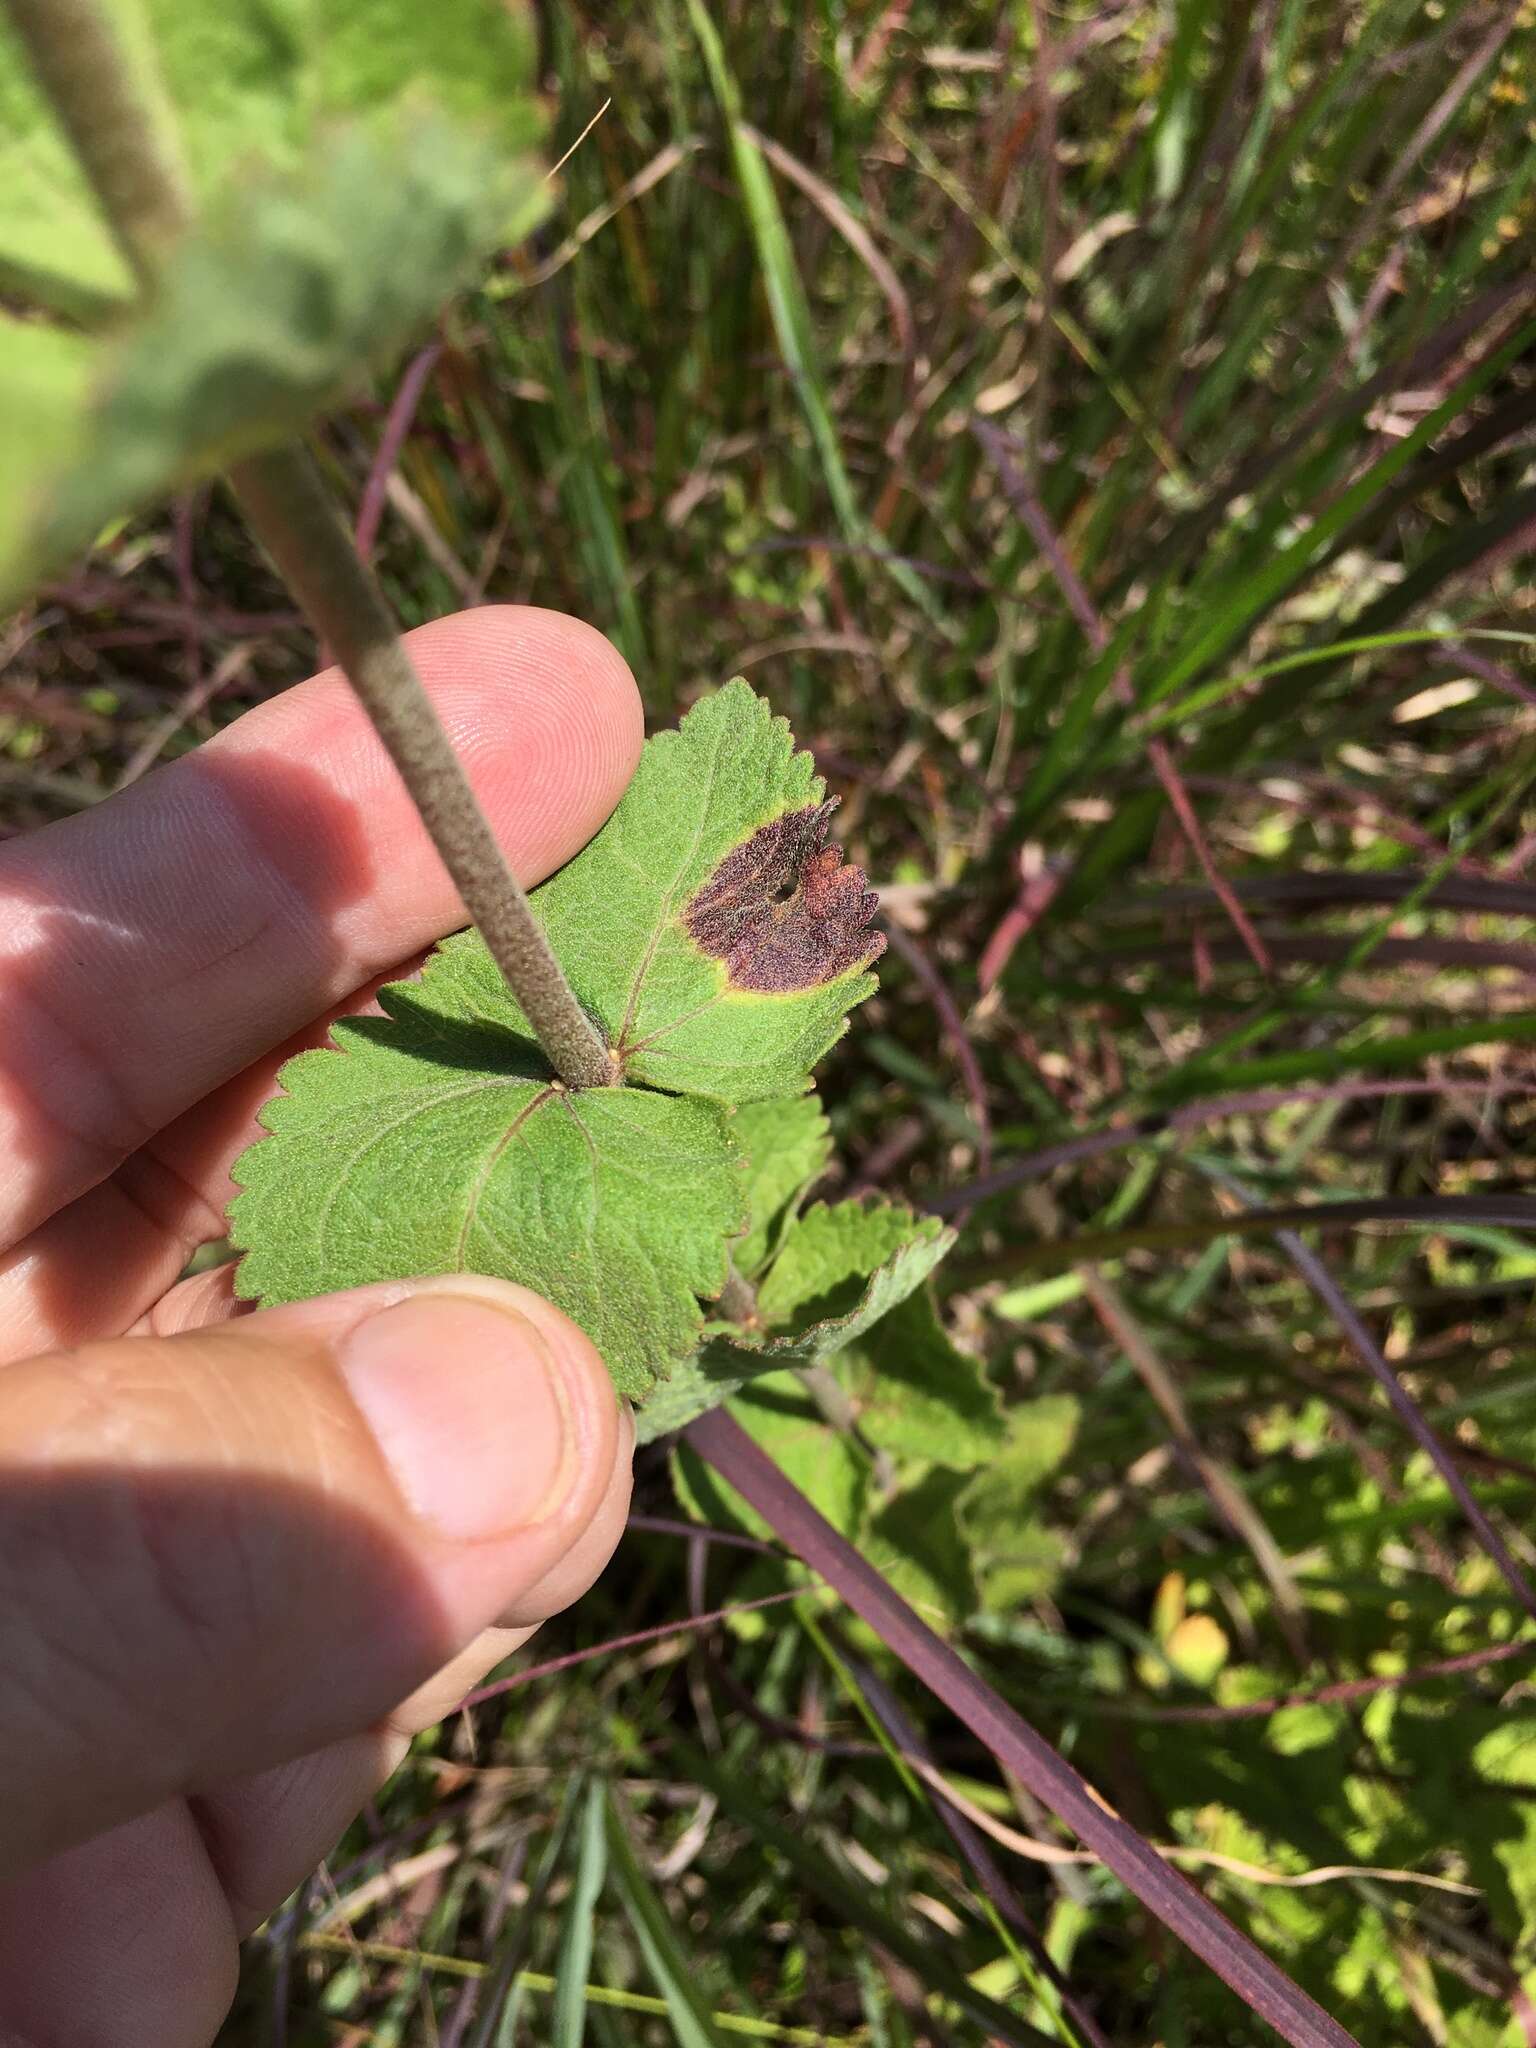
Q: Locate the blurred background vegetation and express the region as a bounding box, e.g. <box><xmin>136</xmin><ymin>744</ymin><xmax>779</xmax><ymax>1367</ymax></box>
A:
<box><xmin>6</xmin><ymin>0</ymin><xmax>1536</xmax><ymax>2040</ymax></box>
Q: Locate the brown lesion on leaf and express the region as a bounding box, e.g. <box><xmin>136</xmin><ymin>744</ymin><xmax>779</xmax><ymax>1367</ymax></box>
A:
<box><xmin>683</xmin><ymin>800</ymin><xmax>885</xmax><ymax>994</ymax></box>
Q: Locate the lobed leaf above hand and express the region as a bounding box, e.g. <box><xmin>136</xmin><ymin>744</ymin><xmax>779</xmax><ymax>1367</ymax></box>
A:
<box><xmin>231</xmin><ymin>680</ymin><xmax>902</xmax><ymax>1409</ymax></box>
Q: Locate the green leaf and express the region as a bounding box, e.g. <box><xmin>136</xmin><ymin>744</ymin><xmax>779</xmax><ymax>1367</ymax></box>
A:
<box><xmin>633</xmin><ymin>1340</ymin><xmax>771</xmax><ymax>1446</ymax></box>
<box><xmin>0</xmin><ymin>0</ymin><xmax>542</xmax><ymax>315</ymax></box>
<box><xmin>229</xmin><ymin>683</ymin><xmax>903</xmax><ymax>1407</ymax></box>
<box><xmin>552</xmin><ymin>1780</ymin><xmax>607</xmax><ymax>2048</ymax></box>
<box><xmin>833</xmin><ymin>1292</ymin><xmax>1004</xmax><ymax>1470</ymax></box>
<box><xmin>865</xmin><ymin>1468</ymin><xmax>978</xmax><ymax>1626</ymax></box>
<box><xmin>754</xmin><ymin>1198</ymin><xmax>943</xmax><ymax>1325</ymax></box>
<box><xmin>6</xmin><ymin>112</ymin><xmax>545</xmax><ymax>598</ymax></box>
<box><xmin>0</xmin><ymin>316</ymin><xmax>94</xmax><ymax>584</ymax></box>
<box><xmin>229</xmin><ymin>948</ymin><xmax>745</xmax><ymax>1399</ymax></box>
<box><xmin>633</xmin><ymin>1200</ymin><xmax>954</xmax><ymax>1443</ymax></box>
<box><xmin>971</xmin><ymin>1518</ymin><xmax>1071</xmax><ymax>1614</ymax></box>
<box><xmin>604</xmin><ymin>1794</ymin><xmax>730</xmax><ymax>2048</ymax></box>
<box><xmin>959</xmin><ymin>1398</ymin><xmax>1080</xmax><ymax>1612</ymax></box>
<box><xmin>730</xmin><ymin>1093</ymin><xmax>831</xmax><ymax>1278</ymax></box>
<box><xmin>531</xmin><ymin>681</ymin><xmax>883</xmax><ymax>1103</ymax></box>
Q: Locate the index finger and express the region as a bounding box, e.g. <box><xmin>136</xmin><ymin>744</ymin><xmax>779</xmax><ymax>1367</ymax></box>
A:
<box><xmin>0</xmin><ymin>606</ymin><xmax>643</xmax><ymax>1249</ymax></box>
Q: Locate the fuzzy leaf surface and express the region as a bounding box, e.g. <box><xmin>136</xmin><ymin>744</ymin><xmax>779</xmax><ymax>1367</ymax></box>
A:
<box><xmin>4</xmin><ymin>116</ymin><xmax>544</xmax><ymax>599</ymax></box>
<box><xmin>0</xmin><ymin>0</ymin><xmax>540</xmax><ymax>313</ymax></box>
<box><xmin>530</xmin><ymin>680</ymin><xmax>883</xmax><ymax>1102</ymax></box>
<box><xmin>754</xmin><ymin>1199</ymin><xmax>951</xmax><ymax>1331</ymax></box>
<box><xmin>229</xmin><ymin>948</ymin><xmax>745</xmax><ymax>1398</ymax></box>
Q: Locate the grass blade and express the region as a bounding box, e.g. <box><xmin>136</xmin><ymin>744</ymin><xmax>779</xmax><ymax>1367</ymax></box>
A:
<box><xmin>552</xmin><ymin>1778</ymin><xmax>608</xmax><ymax>2048</ymax></box>
<box><xmin>605</xmin><ymin>1790</ymin><xmax>729</xmax><ymax>2048</ymax></box>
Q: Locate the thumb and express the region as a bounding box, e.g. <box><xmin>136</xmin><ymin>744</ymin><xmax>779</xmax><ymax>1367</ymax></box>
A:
<box><xmin>0</xmin><ymin>1275</ymin><xmax>629</xmax><ymax>1877</ymax></box>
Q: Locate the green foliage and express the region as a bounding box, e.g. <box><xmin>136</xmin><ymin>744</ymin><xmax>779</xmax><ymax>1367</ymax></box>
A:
<box><xmin>755</xmin><ymin>1199</ymin><xmax>944</xmax><ymax>1324</ymax></box>
<box><xmin>0</xmin><ymin>315</ymin><xmax>93</xmax><ymax>580</ymax></box>
<box><xmin>9</xmin><ymin>120</ymin><xmax>545</xmax><ymax>602</ymax></box>
<box><xmin>730</xmin><ymin>1093</ymin><xmax>831</xmax><ymax>1277</ymax></box>
<box><xmin>834</xmin><ymin>1293</ymin><xmax>1004</xmax><ymax>1470</ymax></box>
<box><xmin>530</xmin><ymin>679</ymin><xmax>882</xmax><ymax>1102</ymax></box>
<box><xmin>229</xmin><ymin>990</ymin><xmax>745</xmax><ymax>1398</ymax></box>
<box><xmin>19</xmin><ymin>0</ymin><xmax>1536</xmax><ymax>2038</ymax></box>
<box><xmin>0</xmin><ymin>0</ymin><xmax>546</xmax><ymax>598</ymax></box>
<box><xmin>234</xmin><ymin>682</ymin><xmax>950</xmax><ymax>1407</ymax></box>
<box><xmin>865</xmin><ymin>1468</ymin><xmax>979</xmax><ymax>1625</ymax></box>
<box><xmin>0</xmin><ymin>0</ymin><xmax>540</xmax><ymax>306</ymax></box>
<box><xmin>637</xmin><ymin>1201</ymin><xmax>953</xmax><ymax>1441</ymax></box>
<box><xmin>958</xmin><ymin>1399</ymin><xmax>1081</xmax><ymax>1613</ymax></box>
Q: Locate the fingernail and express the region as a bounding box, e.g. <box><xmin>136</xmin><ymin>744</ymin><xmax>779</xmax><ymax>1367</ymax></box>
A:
<box><xmin>338</xmin><ymin>1292</ymin><xmax>574</xmax><ymax>1541</ymax></box>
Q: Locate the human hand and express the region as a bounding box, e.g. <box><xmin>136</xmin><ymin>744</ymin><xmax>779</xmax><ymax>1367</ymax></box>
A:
<box><xmin>0</xmin><ymin>608</ymin><xmax>643</xmax><ymax>2046</ymax></box>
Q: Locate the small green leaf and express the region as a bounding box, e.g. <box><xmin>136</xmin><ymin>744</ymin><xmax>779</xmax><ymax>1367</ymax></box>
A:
<box><xmin>229</xmin><ymin>950</ymin><xmax>745</xmax><ymax>1398</ymax></box>
<box><xmin>605</xmin><ymin>1794</ymin><xmax>730</xmax><ymax>2048</ymax></box>
<box><xmin>833</xmin><ymin>1292</ymin><xmax>1003</xmax><ymax>1469</ymax></box>
<box><xmin>755</xmin><ymin>1198</ymin><xmax>951</xmax><ymax>1329</ymax></box>
<box><xmin>865</xmin><ymin>1469</ymin><xmax>978</xmax><ymax>1626</ymax></box>
<box><xmin>971</xmin><ymin>1518</ymin><xmax>1071</xmax><ymax>1614</ymax></box>
<box><xmin>730</xmin><ymin>1092</ymin><xmax>831</xmax><ymax>1277</ymax></box>
<box><xmin>532</xmin><ymin>681</ymin><xmax>883</xmax><ymax>1103</ymax></box>
<box><xmin>634</xmin><ymin>1200</ymin><xmax>954</xmax><ymax>1442</ymax></box>
<box><xmin>552</xmin><ymin>1780</ymin><xmax>607</xmax><ymax>2048</ymax></box>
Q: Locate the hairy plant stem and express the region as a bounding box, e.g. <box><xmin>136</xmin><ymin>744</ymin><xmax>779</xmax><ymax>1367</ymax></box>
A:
<box><xmin>228</xmin><ymin>448</ymin><xmax>616</xmax><ymax>1090</ymax></box>
<box><xmin>716</xmin><ymin>1263</ymin><xmax>760</xmax><ymax>1326</ymax></box>
<box><xmin>6</xmin><ymin>0</ymin><xmax>615</xmax><ymax>1092</ymax></box>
